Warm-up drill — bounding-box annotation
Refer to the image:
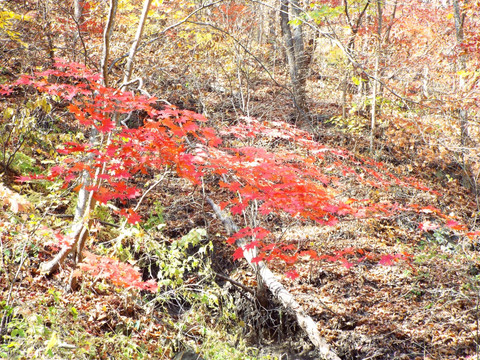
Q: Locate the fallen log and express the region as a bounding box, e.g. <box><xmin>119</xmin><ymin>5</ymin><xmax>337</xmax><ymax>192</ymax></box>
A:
<box><xmin>206</xmin><ymin>197</ymin><xmax>340</xmax><ymax>360</ymax></box>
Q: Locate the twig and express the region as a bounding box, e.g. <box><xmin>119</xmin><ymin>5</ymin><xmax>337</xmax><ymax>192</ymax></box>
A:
<box><xmin>214</xmin><ymin>271</ymin><xmax>255</xmax><ymax>295</ymax></box>
<box><xmin>46</xmin><ymin>213</ymin><xmax>120</xmax><ymax>228</ymax></box>
<box><xmin>133</xmin><ymin>170</ymin><xmax>170</xmax><ymax>213</ymax></box>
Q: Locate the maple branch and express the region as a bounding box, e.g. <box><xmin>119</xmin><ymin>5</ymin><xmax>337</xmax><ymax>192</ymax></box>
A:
<box><xmin>133</xmin><ymin>170</ymin><xmax>170</xmax><ymax>213</ymax></box>
<box><xmin>206</xmin><ymin>197</ymin><xmax>341</xmax><ymax>360</ymax></box>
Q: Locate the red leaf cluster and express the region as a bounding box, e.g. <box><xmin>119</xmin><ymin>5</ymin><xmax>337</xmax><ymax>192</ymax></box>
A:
<box><xmin>6</xmin><ymin>60</ymin><xmax>470</xmax><ymax>285</ymax></box>
<box><xmin>79</xmin><ymin>251</ymin><xmax>158</xmax><ymax>292</ymax></box>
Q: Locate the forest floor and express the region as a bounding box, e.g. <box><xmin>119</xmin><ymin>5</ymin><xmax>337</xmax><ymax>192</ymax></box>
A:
<box><xmin>2</xmin><ymin>63</ymin><xmax>480</xmax><ymax>360</ymax></box>
<box><xmin>199</xmin><ymin>75</ymin><xmax>480</xmax><ymax>359</ymax></box>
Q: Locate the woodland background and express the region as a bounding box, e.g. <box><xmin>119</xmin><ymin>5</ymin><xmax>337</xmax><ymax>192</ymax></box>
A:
<box><xmin>1</xmin><ymin>0</ymin><xmax>480</xmax><ymax>359</ymax></box>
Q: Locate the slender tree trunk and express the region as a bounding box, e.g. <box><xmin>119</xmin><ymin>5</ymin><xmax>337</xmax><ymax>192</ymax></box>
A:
<box><xmin>291</xmin><ymin>0</ymin><xmax>307</xmax><ymax>89</ymax></box>
<box><xmin>101</xmin><ymin>0</ymin><xmax>118</xmax><ymax>88</ymax></box>
<box><xmin>123</xmin><ymin>0</ymin><xmax>153</xmax><ymax>87</ymax></box>
<box><xmin>370</xmin><ymin>0</ymin><xmax>382</xmax><ymax>153</ymax></box>
<box><xmin>74</xmin><ymin>0</ymin><xmax>84</xmax><ymax>26</ymax></box>
<box><xmin>342</xmin><ymin>0</ymin><xmax>370</xmax><ymax>120</ymax></box>
<box><xmin>453</xmin><ymin>0</ymin><xmax>469</xmax><ymax>146</ymax></box>
<box><xmin>40</xmin><ymin>0</ymin><xmax>118</xmax><ymax>280</ymax></box>
<box><xmin>280</xmin><ymin>0</ymin><xmax>308</xmax><ymax>125</ymax></box>
<box><xmin>72</xmin><ymin>0</ymin><xmax>89</xmax><ymax>64</ymax></box>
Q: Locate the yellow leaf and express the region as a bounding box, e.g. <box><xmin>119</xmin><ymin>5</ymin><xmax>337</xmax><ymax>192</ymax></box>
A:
<box><xmin>457</xmin><ymin>70</ymin><xmax>470</xmax><ymax>77</ymax></box>
<box><xmin>45</xmin><ymin>331</ymin><xmax>57</xmax><ymax>354</ymax></box>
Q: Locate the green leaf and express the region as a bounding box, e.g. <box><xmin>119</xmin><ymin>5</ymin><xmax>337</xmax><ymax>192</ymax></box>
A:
<box><xmin>308</xmin><ymin>5</ymin><xmax>342</xmax><ymax>22</ymax></box>
<box><xmin>70</xmin><ymin>307</ymin><xmax>78</xmax><ymax>320</ymax></box>
<box><xmin>288</xmin><ymin>18</ymin><xmax>303</xmax><ymax>26</ymax></box>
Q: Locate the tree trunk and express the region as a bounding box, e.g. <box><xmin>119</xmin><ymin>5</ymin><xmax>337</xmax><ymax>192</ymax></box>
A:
<box><xmin>72</xmin><ymin>0</ymin><xmax>88</xmax><ymax>63</ymax></box>
<box><xmin>40</xmin><ymin>0</ymin><xmax>119</xmax><ymax>281</ymax></box>
<box><xmin>370</xmin><ymin>0</ymin><xmax>382</xmax><ymax>153</ymax></box>
<box><xmin>122</xmin><ymin>0</ymin><xmax>153</xmax><ymax>88</ymax></box>
<box><xmin>453</xmin><ymin>0</ymin><xmax>469</xmax><ymax>146</ymax></box>
<box><xmin>342</xmin><ymin>0</ymin><xmax>370</xmax><ymax>120</ymax></box>
<box><xmin>280</xmin><ymin>0</ymin><xmax>308</xmax><ymax>125</ymax></box>
<box><xmin>101</xmin><ymin>0</ymin><xmax>118</xmax><ymax>88</ymax></box>
<box><xmin>74</xmin><ymin>0</ymin><xmax>84</xmax><ymax>25</ymax></box>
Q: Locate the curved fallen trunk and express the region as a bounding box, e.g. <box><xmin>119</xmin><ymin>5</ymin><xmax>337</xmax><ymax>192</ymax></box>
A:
<box><xmin>206</xmin><ymin>198</ymin><xmax>340</xmax><ymax>360</ymax></box>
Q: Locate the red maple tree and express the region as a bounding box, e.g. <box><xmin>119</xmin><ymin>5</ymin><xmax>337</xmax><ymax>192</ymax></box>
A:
<box><xmin>1</xmin><ymin>59</ymin><xmax>469</xmax><ymax>288</ymax></box>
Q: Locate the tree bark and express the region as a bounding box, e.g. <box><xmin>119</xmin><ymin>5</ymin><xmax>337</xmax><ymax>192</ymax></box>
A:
<box><xmin>453</xmin><ymin>0</ymin><xmax>469</xmax><ymax>146</ymax></box>
<box><xmin>370</xmin><ymin>0</ymin><xmax>382</xmax><ymax>153</ymax></box>
<box><xmin>341</xmin><ymin>0</ymin><xmax>370</xmax><ymax>120</ymax></box>
<box><xmin>101</xmin><ymin>0</ymin><xmax>118</xmax><ymax>88</ymax></box>
<box><xmin>280</xmin><ymin>0</ymin><xmax>308</xmax><ymax>125</ymax></box>
<box><xmin>122</xmin><ymin>0</ymin><xmax>153</xmax><ymax>87</ymax></box>
<box><xmin>74</xmin><ymin>0</ymin><xmax>84</xmax><ymax>26</ymax></box>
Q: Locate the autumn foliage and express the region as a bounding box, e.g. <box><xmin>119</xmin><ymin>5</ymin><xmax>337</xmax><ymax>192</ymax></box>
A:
<box><xmin>0</xmin><ymin>58</ymin><xmax>471</xmax><ymax>288</ymax></box>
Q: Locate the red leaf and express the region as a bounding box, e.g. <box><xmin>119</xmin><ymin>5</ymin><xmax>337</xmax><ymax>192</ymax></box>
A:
<box><xmin>282</xmin><ymin>244</ymin><xmax>296</xmax><ymax>251</ymax></box>
<box><xmin>285</xmin><ymin>270</ymin><xmax>299</xmax><ymax>280</ymax></box>
<box><xmin>446</xmin><ymin>220</ymin><xmax>466</xmax><ymax>231</ymax></box>
<box><xmin>227</xmin><ymin>227</ymin><xmax>253</xmax><ymax>244</ymax></box>
<box><xmin>85</xmin><ymin>185</ymin><xmax>99</xmax><ymax>192</ymax></box>
<box><xmin>202</xmin><ymin>127</ymin><xmax>222</xmax><ymax>146</ymax></box>
<box><xmin>16</xmin><ymin>174</ymin><xmax>45</xmax><ymax>182</ymax></box>
<box><xmin>262</xmin><ymin>243</ymin><xmax>276</xmax><ymax>251</ymax></box>
<box><xmin>253</xmin><ymin>227</ymin><xmax>270</xmax><ymax>240</ymax></box>
<box><xmin>49</xmin><ymin>166</ymin><xmax>66</xmax><ymax>177</ymax></box>
<box><xmin>379</xmin><ymin>254</ymin><xmax>398</xmax><ymax>266</ymax></box>
<box><xmin>96</xmin><ymin>118</ymin><xmax>115</xmax><ymax>133</ymax></box>
<box><xmin>0</xmin><ymin>85</ymin><xmax>13</xmax><ymax>95</ymax></box>
<box><xmin>341</xmin><ymin>259</ymin><xmax>354</xmax><ymax>269</ymax></box>
<box><xmin>233</xmin><ymin>247</ymin><xmax>244</xmax><ymax>261</ymax></box>
<box><xmin>126</xmin><ymin>209</ymin><xmax>141</xmax><ymax>224</ymax></box>
<box><xmin>282</xmin><ymin>254</ymin><xmax>298</xmax><ymax>265</ymax></box>
<box><xmin>231</xmin><ymin>202</ymin><xmax>248</xmax><ymax>214</ymax></box>
<box><xmin>467</xmin><ymin>231</ymin><xmax>480</xmax><ymax>239</ymax></box>
<box><xmin>419</xmin><ymin>221</ymin><xmax>439</xmax><ymax>232</ymax></box>
<box><xmin>244</xmin><ymin>240</ymin><xmax>261</xmax><ymax>250</ymax></box>
<box><xmin>125</xmin><ymin>186</ymin><xmax>141</xmax><ymax>199</ymax></box>
<box><xmin>182</xmin><ymin>122</ymin><xmax>198</xmax><ymax>132</ymax></box>
<box><xmin>251</xmin><ymin>254</ymin><xmax>264</xmax><ymax>263</ymax></box>
<box><xmin>228</xmin><ymin>182</ymin><xmax>242</xmax><ymax>192</ymax></box>
<box><xmin>226</xmin><ymin>236</ymin><xmax>237</xmax><ymax>245</ymax></box>
<box><xmin>324</xmin><ymin>216</ymin><xmax>339</xmax><ymax>227</ymax></box>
